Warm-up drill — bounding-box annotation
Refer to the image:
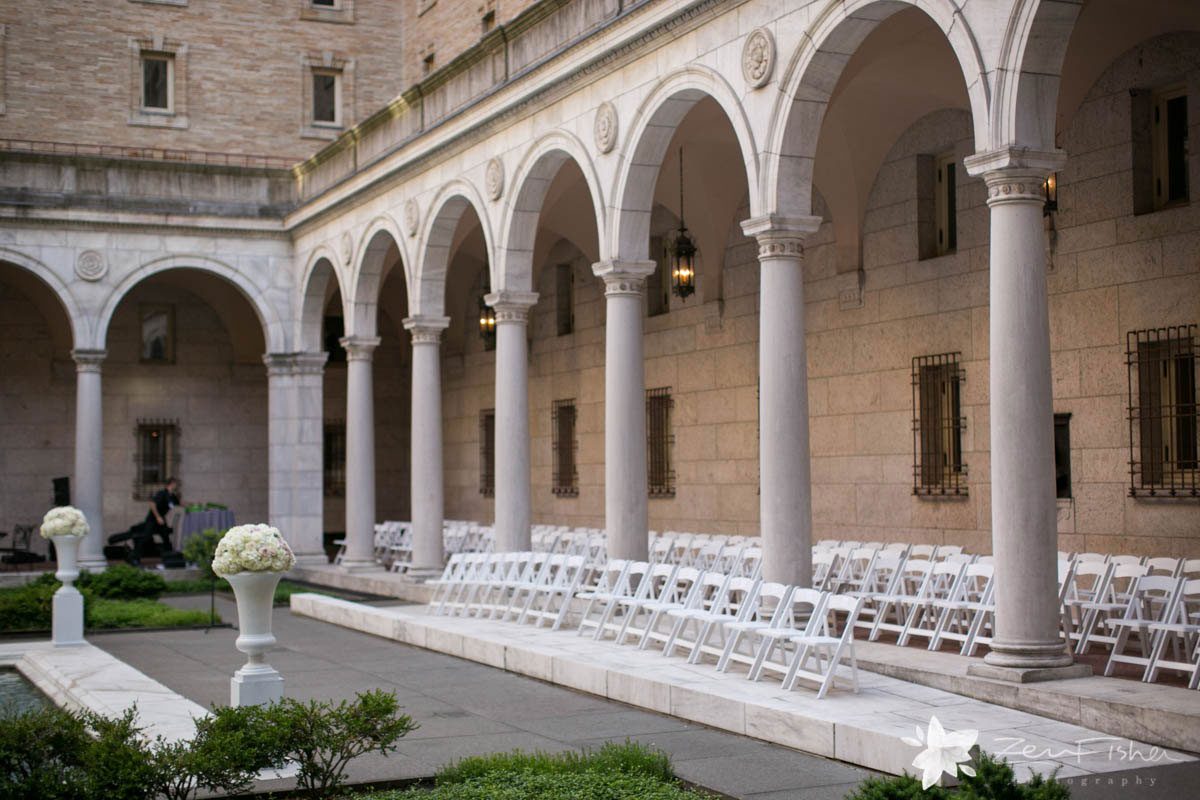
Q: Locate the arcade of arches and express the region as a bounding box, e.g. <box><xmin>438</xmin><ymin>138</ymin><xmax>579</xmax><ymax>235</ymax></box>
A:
<box><xmin>1</xmin><ymin>0</ymin><xmax>1199</xmax><ymax>675</ymax></box>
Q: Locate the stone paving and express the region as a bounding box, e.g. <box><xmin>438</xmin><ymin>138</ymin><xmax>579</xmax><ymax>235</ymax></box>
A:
<box><xmin>88</xmin><ymin>593</ymin><xmax>1200</xmax><ymax>799</ymax></box>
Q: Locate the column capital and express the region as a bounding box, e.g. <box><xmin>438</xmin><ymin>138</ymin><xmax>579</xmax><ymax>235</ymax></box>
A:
<box><xmin>964</xmin><ymin>147</ymin><xmax>1067</xmax><ymax>206</ymax></box>
<box><xmin>484</xmin><ymin>290</ymin><xmax>539</xmax><ymax>323</ymax></box>
<box><xmin>71</xmin><ymin>349</ymin><xmax>107</xmax><ymax>373</ymax></box>
<box><xmin>592</xmin><ymin>259</ymin><xmax>656</xmax><ymax>297</ymax></box>
<box><xmin>292</xmin><ymin>351</ymin><xmax>329</xmax><ymax>375</ymax></box>
<box><xmin>339</xmin><ymin>336</ymin><xmax>381</xmax><ymax>361</ymax></box>
<box><xmin>403</xmin><ymin>315</ymin><xmax>450</xmax><ymax>344</ymax></box>
<box><xmin>741</xmin><ymin>214</ymin><xmax>822</xmax><ymax>258</ymax></box>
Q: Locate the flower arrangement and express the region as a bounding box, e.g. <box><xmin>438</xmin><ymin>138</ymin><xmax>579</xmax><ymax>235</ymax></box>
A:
<box><xmin>212</xmin><ymin>524</ymin><xmax>296</xmax><ymax>577</ymax></box>
<box><xmin>40</xmin><ymin>506</ymin><xmax>89</xmax><ymax>539</ymax></box>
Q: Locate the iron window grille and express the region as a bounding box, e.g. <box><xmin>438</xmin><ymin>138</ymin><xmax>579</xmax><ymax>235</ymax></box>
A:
<box><xmin>323</xmin><ymin>421</ymin><xmax>346</xmax><ymax>497</ymax></box>
<box><xmin>912</xmin><ymin>353</ymin><xmax>967</xmax><ymax>496</ymax></box>
<box><xmin>552</xmin><ymin>400</ymin><xmax>579</xmax><ymax>496</ymax></box>
<box><xmin>133</xmin><ymin>419</ymin><xmax>179</xmax><ymax>500</ymax></box>
<box><xmin>480</xmin><ymin>409</ymin><xmax>496</xmax><ymax>497</ymax></box>
<box><xmin>1126</xmin><ymin>325</ymin><xmax>1198</xmax><ymax>497</ymax></box>
<box><xmin>647</xmin><ymin>387</ymin><xmax>675</xmax><ymax>497</ymax></box>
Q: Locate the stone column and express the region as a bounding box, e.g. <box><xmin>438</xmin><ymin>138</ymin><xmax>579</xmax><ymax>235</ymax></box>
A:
<box><xmin>339</xmin><ymin>336</ymin><xmax>382</xmax><ymax>572</ymax></box>
<box><xmin>741</xmin><ymin>216</ymin><xmax>823</xmax><ymax>587</ymax></box>
<box><xmin>592</xmin><ymin>260</ymin><xmax>656</xmax><ymax>562</ymax></box>
<box><xmin>72</xmin><ymin>349</ymin><xmax>107</xmax><ymax>571</ymax></box>
<box><xmin>485</xmin><ymin>291</ymin><xmax>538</xmax><ymax>552</ymax></box>
<box><xmin>264</xmin><ymin>353</ymin><xmax>328</xmax><ymax>566</ymax></box>
<box><xmin>404</xmin><ymin>316</ymin><xmax>450</xmax><ymax>576</ymax></box>
<box><xmin>964</xmin><ymin>148</ymin><xmax>1080</xmax><ymax>676</ymax></box>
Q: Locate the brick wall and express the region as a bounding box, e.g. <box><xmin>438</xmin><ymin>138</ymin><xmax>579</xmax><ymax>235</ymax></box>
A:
<box><xmin>0</xmin><ymin>0</ymin><xmax>406</xmax><ymax>160</ymax></box>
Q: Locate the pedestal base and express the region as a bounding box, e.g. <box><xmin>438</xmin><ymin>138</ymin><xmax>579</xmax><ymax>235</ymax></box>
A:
<box><xmin>231</xmin><ymin>664</ymin><xmax>284</xmax><ymax>707</ymax></box>
<box><xmin>405</xmin><ymin>566</ymin><xmax>445</xmax><ymax>581</ymax></box>
<box><xmin>967</xmin><ymin>661</ymin><xmax>1092</xmax><ymax>684</ymax></box>
<box><xmin>52</xmin><ymin>589</ymin><xmax>84</xmax><ymax>647</ymax></box>
<box><xmin>339</xmin><ymin>558</ymin><xmax>384</xmax><ymax>574</ymax></box>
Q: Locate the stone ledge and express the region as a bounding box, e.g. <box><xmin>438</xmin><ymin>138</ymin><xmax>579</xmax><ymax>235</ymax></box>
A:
<box><xmin>289</xmin><ymin>564</ymin><xmax>436</xmax><ymax>603</ymax></box>
<box><xmin>289</xmin><ymin>594</ymin><xmax>1196</xmax><ymax>778</ymax></box>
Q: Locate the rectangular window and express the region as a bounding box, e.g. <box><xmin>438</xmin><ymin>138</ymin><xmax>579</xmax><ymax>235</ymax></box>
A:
<box><xmin>135</xmin><ymin>420</ymin><xmax>179</xmax><ymax>500</ymax></box>
<box><xmin>1153</xmin><ymin>86</ymin><xmax>1189</xmax><ymax>209</ymax></box>
<box><xmin>481</xmin><ymin>10</ymin><xmax>496</xmax><ymax>34</ymax></box>
<box><xmin>912</xmin><ymin>353</ymin><xmax>967</xmax><ymax>496</ymax></box>
<box><xmin>140</xmin><ymin>304</ymin><xmax>175</xmax><ymax>363</ymax></box>
<box><xmin>324</xmin><ymin>421</ymin><xmax>346</xmax><ymax>497</ymax></box>
<box><xmin>312</xmin><ymin>69</ymin><xmax>340</xmax><ymax>125</ymax></box>
<box><xmin>555</xmin><ymin>263</ymin><xmax>573</xmax><ymax>336</ymax></box>
<box><xmin>480</xmin><ymin>409</ymin><xmax>495</xmax><ymax>497</ymax></box>
<box><xmin>312</xmin><ymin>0</ymin><xmax>337</xmax><ymax>6</ymax></box>
<box><xmin>934</xmin><ymin>152</ymin><xmax>957</xmax><ymax>255</ymax></box>
<box><xmin>552</xmin><ymin>400</ymin><xmax>578</xmax><ymax>496</ymax></box>
<box><xmin>1127</xmin><ymin>326</ymin><xmax>1198</xmax><ymax>497</ymax></box>
<box><xmin>141</xmin><ymin>52</ymin><xmax>172</xmax><ymax>111</ymax></box>
<box><xmin>1055</xmin><ymin>413</ymin><xmax>1072</xmax><ymax>500</ymax></box>
<box><xmin>647</xmin><ymin>387</ymin><xmax>675</xmax><ymax>497</ymax></box>
<box><xmin>324</xmin><ymin>315</ymin><xmax>346</xmax><ymax>363</ymax></box>
<box><xmin>647</xmin><ymin>235</ymin><xmax>669</xmax><ymax>317</ymax></box>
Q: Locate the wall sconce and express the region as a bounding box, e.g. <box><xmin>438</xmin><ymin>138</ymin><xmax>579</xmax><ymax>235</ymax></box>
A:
<box><xmin>1043</xmin><ymin>172</ymin><xmax>1058</xmax><ymax>216</ymax></box>
<box><xmin>671</xmin><ymin>146</ymin><xmax>696</xmax><ymax>301</ymax></box>
<box><xmin>478</xmin><ymin>294</ymin><xmax>496</xmax><ymax>346</ymax></box>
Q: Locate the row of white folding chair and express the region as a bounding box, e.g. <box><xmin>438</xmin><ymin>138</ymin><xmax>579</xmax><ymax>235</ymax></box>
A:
<box><xmin>1098</xmin><ymin>576</ymin><xmax>1200</xmax><ymax>689</ymax></box>
<box><xmin>428</xmin><ymin>551</ymin><xmax>587</xmax><ymax>630</ymax></box>
<box><xmin>574</xmin><ymin>560</ymin><xmax>862</xmax><ymax>698</ymax></box>
<box><xmin>1060</xmin><ymin>552</ymin><xmax>1200</xmax><ymax>578</ymax></box>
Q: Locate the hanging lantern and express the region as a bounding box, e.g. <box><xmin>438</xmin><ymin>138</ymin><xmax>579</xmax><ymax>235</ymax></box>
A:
<box><xmin>478</xmin><ymin>294</ymin><xmax>496</xmax><ymax>346</ymax></box>
<box><xmin>1042</xmin><ymin>172</ymin><xmax>1058</xmax><ymax>215</ymax></box>
<box><xmin>671</xmin><ymin>146</ymin><xmax>696</xmax><ymax>301</ymax></box>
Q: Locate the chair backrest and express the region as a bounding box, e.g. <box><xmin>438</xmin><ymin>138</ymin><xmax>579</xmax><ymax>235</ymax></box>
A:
<box><xmin>737</xmin><ymin>547</ymin><xmax>763</xmax><ymax>579</ymax></box>
<box><xmin>883</xmin><ymin>542</ymin><xmax>909</xmax><ymax>552</ymax></box>
<box><xmin>1074</xmin><ymin>552</ymin><xmax>1108</xmax><ymax>564</ymax></box>
<box><xmin>927</xmin><ymin>560</ymin><xmax>966</xmax><ymax>598</ymax></box>
<box><xmin>837</xmin><ymin>547</ymin><xmax>878</xmax><ymax>591</ymax></box>
<box><xmin>1180</xmin><ymin>559</ymin><xmax>1200</xmax><ymax>579</ymax></box>
<box><xmin>812</xmin><ymin>550</ymin><xmax>837</xmax><ymax>590</ymax></box>
<box><xmin>591</xmin><ymin>559</ymin><xmax>631</xmax><ymax>595</ymax></box>
<box><xmin>942</xmin><ymin>552</ymin><xmax>976</xmax><ymax>565</ymax></box>
<box><xmin>714</xmin><ymin>576</ymin><xmax>760</xmax><ymax>620</ymax></box>
<box><xmin>715</xmin><ymin>545</ymin><xmax>745</xmax><ymax>574</ymax></box>
<box><xmin>936</xmin><ymin>544</ymin><xmax>964</xmax><ymax>557</ymax></box>
<box><xmin>660</xmin><ymin>567</ymin><xmax>703</xmax><ymax>605</ymax></box>
<box><xmin>1123</xmin><ymin>575</ymin><xmax>1182</xmax><ymax>623</ymax></box>
<box><xmin>908</xmin><ymin>544</ymin><xmax>937</xmax><ymax>559</ymax></box>
<box><xmin>636</xmin><ymin>562</ymin><xmax>680</xmax><ymax>602</ymax></box>
<box><xmin>861</xmin><ymin>551</ymin><xmax>905</xmax><ymax>594</ymax></box>
<box><xmin>1145</xmin><ymin>557</ymin><xmax>1181</xmax><ymax>577</ymax></box>
<box><xmin>1064</xmin><ymin>560</ymin><xmax>1112</xmax><ymax>603</ymax></box>
<box><xmin>1108</xmin><ymin>555</ymin><xmax>1145</xmax><ymax>567</ymax></box>
<box><xmin>684</xmin><ymin>570</ymin><xmax>731</xmax><ymax>613</ymax></box>
<box><xmin>782</xmin><ymin>586</ymin><xmax>826</xmax><ymax>633</ymax></box>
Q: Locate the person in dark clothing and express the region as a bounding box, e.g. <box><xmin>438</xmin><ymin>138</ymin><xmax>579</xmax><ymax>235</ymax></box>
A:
<box><xmin>108</xmin><ymin>478</ymin><xmax>180</xmax><ymax>564</ymax></box>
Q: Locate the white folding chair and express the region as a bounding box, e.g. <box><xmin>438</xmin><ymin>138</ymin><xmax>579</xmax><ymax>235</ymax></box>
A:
<box><xmin>669</xmin><ymin>576</ymin><xmax>761</xmax><ymax>665</ymax></box>
<box><xmin>522</xmin><ymin>554</ymin><xmax>588</xmax><ymax>629</ymax></box>
<box><xmin>848</xmin><ymin>550</ymin><xmax>906</xmax><ymax>634</ymax></box>
<box><xmin>1103</xmin><ymin>575</ymin><xmax>1182</xmax><ymax>678</ymax></box>
<box><xmin>623</xmin><ymin>567</ymin><xmax>704</xmax><ymax>649</ymax></box>
<box><xmin>577</xmin><ymin>560</ymin><xmax>647</xmax><ymax>640</ymax></box>
<box><xmin>717</xmin><ymin>582</ymin><xmax>793</xmax><ymax>673</ymax></box>
<box><xmin>661</xmin><ymin>572</ymin><xmax>737</xmax><ymax>658</ymax></box>
<box><xmin>897</xmin><ymin>560</ymin><xmax>966</xmax><ymax>647</ymax></box>
<box><xmin>782</xmin><ymin>593</ymin><xmax>865</xmax><ymax>699</ymax></box>
<box><xmin>604</xmin><ymin>562</ymin><xmax>677</xmax><ymax>642</ymax></box>
<box><xmin>747</xmin><ymin>587</ymin><xmax>827</xmax><ymax>682</ymax></box>
<box><xmin>869</xmin><ymin>558</ymin><xmax>933</xmax><ymax>641</ymax></box>
<box><xmin>428</xmin><ymin>553</ymin><xmax>471</xmax><ymax>615</ymax></box>
<box><xmin>928</xmin><ymin>562</ymin><xmax>994</xmax><ymax>655</ymax></box>
<box><xmin>1075</xmin><ymin>563</ymin><xmax>1149</xmax><ymax>654</ymax></box>
<box><xmin>1062</xmin><ymin>560</ymin><xmax>1114</xmax><ymax>647</ymax></box>
<box><xmin>1146</xmin><ymin>578</ymin><xmax>1200</xmax><ymax>689</ymax></box>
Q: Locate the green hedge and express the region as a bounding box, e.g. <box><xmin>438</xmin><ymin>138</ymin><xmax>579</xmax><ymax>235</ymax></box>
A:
<box><xmin>87</xmin><ymin>599</ymin><xmax>215</xmax><ymax>630</ymax></box>
<box><xmin>362</xmin><ymin>742</ymin><xmax>708</xmax><ymax>800</ymax></box>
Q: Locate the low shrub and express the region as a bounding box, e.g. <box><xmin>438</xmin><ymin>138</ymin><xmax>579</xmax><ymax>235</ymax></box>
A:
<box><xmin>0</xmin><ymin>580</ymin><xmax>57</xmax><ymax>632</ymax></box>
<box><xmin>844</xmin><ymin>751</ymin><xmax>1069</xmax><ymax>800</ymax></box>
<box><xmin>266</xmin><ymin>688</ymin><xmax>418</xmax><ymax>796</ymax></box>
<box><xmin>86</xmin><ymin>598</ymin><xmax>217</xmax><ymax>629</ymax></box>
<box><xmin>78</xmin><ymin>564</ymin><xmax>166</xmax><ymax>600</ymax></box>
<box><xmin>436</xmin><ymin>741</ymin><xmax>674</xmax><ymax>786</ymax></box>
<box><xmin>0</xmin><ymin>704</ymin><xmax>90</xmax><ymax>800</ymax></box>
<box><xmin>182</xmin><ymin>528</ymin><xmax>223</xmax><ymax>580</ymax></box>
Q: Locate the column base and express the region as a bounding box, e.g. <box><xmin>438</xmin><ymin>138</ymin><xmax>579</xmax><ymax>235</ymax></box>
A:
<box><xmin>292</xmin><ymin>553</ymin><xmax>332</xmax><ymax>568</ymax></box>
<box><xmin>339</xmin><ymin>558</ymin><xmax>383</xmax><ymax>574</ymax></box>
<box><xmin>231</xmin><ymin>664</ymin><xmax>284</xmax><ymax>707</ymax></box>
<box><xmin>77</xmin><ymin>556</ymin><xmax>108</xmax><ymax>573</ymax></box>
<box><xmin>404</xmin><ymin>566</ymin><xmax>445</xmax><ymax>581</ymax></box>
<box><xmin>969</xmin><ymin>639</ymin><xmax>1089</xmax><ymax>682</ymax></box>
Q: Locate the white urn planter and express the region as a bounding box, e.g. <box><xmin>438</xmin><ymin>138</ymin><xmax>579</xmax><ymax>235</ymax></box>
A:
<box><xmin>227</xmin><ymin>570</ymin><xmax>285</xmax><ymax>707</ymax></box>
<box><xmin>51</xmin><ymin>534</ymin><xmax>85</xmax><ymax>647</ymax></box>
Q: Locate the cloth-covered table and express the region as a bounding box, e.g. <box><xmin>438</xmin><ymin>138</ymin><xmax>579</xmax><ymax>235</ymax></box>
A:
<box><xmin>170</xmin><ymin>508</ymin><xmax>236</xmax><ymax>551</ymax></box>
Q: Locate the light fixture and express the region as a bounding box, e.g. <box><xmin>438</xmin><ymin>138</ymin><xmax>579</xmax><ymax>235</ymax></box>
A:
<box><xmin>478</xmin><ymin>293</ymin><xmax>496</xmax><ymax>346</ymax></box>
<box><xmin>1043</xmin><ymin>172</ymin><xmax>1058</xmax><ymax>216</ymax></box>
<box><xmin>670</xmin><ymin>146</ymin><xmax>696</xmax><ymax>301</ymax></box>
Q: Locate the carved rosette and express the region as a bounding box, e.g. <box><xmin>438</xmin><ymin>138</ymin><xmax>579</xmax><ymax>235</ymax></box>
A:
<box><xmin>71</xmin><ymin>349</ymin><xmax>107</xmax><ymax>373</ymax></box>
<box><xmin>742</xmin><ymin>27</ymin><xmax>775</xmax><ymax>89</ymax></box>
<box><xmin>594</xmin><ymin>102</ymin><xmax>618</xmax><ymax>154</ymax></box>
<box><xmin>485</xmin><ymin>158</ymin><xmax>505</xmax><ymax>201</ymax></box>
<box><xmin>403</xmin><ymin>199</ymin><xmax>420</xmax><ymax>237</ymax></box>
<box><xmin>339</xmin><ymin>336</ymin><xmax>381</xmax><ymax>361</ymax></box>
<box><xmin>75</xmin><ymin>250</ymin><xmax>107</xmax><ymax>282</ymax></box>
<box><xmin>600</xmin><ymin>273</ymin><xmax>647</xmax><ymax>298</ymax></box>
<box><xmin>983</xmin><ymin>171</ymin><xmax>1049</xmax><ymax>206</ymax></box>
<box><xmin>263</xmin><ymin>352</ymin><xmax>328</xmax><ymax>377</ymax></box>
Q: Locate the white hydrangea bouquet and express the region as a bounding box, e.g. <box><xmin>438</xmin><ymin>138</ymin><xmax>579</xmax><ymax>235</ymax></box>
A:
<box><xmin>40</xmin><ymin>506</ymin><xmax>89</xmax><ymax>539</ymax></box>
<box><xmin>211</xmin><ymin>524</ymin><xmax>296</xmax><ymax>577</ymax></box>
